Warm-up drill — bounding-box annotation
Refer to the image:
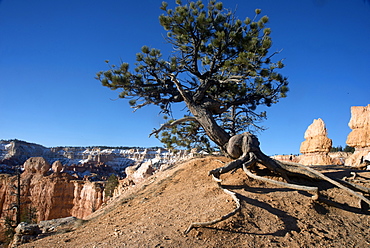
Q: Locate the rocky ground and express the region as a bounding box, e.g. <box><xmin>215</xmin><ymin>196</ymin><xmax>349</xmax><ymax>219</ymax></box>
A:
<box><xmin>19</xmin><ymin>156</ymin><xmax>370</xmax><ymax>248</ymax></box>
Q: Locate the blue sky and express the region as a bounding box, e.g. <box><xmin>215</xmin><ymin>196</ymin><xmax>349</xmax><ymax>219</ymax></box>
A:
<box><xmin>0</xmin><ymin>0</ymin><xmax>369</xmax><ymax>155</ymax></box>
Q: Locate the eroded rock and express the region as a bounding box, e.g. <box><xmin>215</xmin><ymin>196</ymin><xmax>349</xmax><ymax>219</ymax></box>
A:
<box><xmin>346</xmin><ymin>104</ymin><xmax>370</xmax><ymax>148</ymax></box>
<box><xmin>10</xmin><ymin>222</ymin><xmax>41</xmax><ymax>247</ymax></box>
<box><xmin>345</xmin><ymin>104</ymin><xmax>370</xmax><ymax>167</ymax></box>
<box><xmin>299</xmin><ymin>118</ymin><xmax>333</xmax><ymax>165</ymax></box>
<box><xmin>300</xmin><ymin>118</ymin><xmax>332</xmax><ymax>154</ymax></box>
<box><xmin>125</xmin><ymin>161</ymin><xmax>155</xmax><ymax>184</ymax></box>
<box><xmin>52</xmin><ymin>160</ymin><xmax>63</xmax><ymax>173</ymax></box>
<box><xmin>23</xmin><ymin>157</ymin><xmax>51</xmax><ymax>175</ymax></box>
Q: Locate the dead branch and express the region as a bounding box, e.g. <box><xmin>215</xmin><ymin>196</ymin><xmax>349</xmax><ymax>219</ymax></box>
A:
<box><xmin>218</xmin><ymin>75</ymin><xmax>246</xmax><ymax>84</ymax></box>
<box><xmin>350</xmin><ymin>172</ymin><xmax>357</xmax><ymax>180</ymax></box>
<box><xmin>343</xmin><ymin>172</ymin><xmax>370</xmax><ymax>184</ymax></box>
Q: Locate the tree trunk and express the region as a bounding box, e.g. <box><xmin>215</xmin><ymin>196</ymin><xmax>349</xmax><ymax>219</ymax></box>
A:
<box><xmin>170</xmin><ymin>75</ymin><xmax>230</xmax><ymax>150</ymax></box>
<box><xmin>187</xmin><ymin>103</ymin><xmax>230</xmax><ymax>151</ymax></box>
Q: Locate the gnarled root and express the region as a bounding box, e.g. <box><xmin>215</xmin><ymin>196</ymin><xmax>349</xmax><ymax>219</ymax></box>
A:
<box><xmin>338</xmin><ymin>178</ymin><xmax>370</xmax><ymax>194</ymax></box>
<box><xmin>189</xmin><ymin>132</ymin><xmax>370</xmax><ymax>233</ymax></box>
<box><xmin>184</xmin><ymin>182</ymin><xmax>241</xmax><ymax>234</ymax></box>
<box><xmin>242</xmin><ymin>166</ymin><xmax>319</xmax><ymax>200</ymax></box>
<box><xmin>290</xmin><ymin>162</ymin><xmax>370</xmax><ymax>210</ymax></box>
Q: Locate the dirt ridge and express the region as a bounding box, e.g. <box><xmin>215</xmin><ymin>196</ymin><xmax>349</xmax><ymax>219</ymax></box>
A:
<box><xmin>20</xmin><ymin>156</ymin><xmax>370</xmax><ymax>248</ymax></box>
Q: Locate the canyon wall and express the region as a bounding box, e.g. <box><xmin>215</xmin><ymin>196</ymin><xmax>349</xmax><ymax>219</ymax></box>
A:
<box><xmin>0</xmin><ymin>157</ymin><xmax>105</xmax><ymax>225</ymax></box>
<box><xmin>0</xmin><ymin>140</ymin><xmax>192</xmax><ymax>177</ymax></box>
<box><xmin>0</xmin><ymin>145</ymin><xmax>196</xmax><ymax>225</ymax></box>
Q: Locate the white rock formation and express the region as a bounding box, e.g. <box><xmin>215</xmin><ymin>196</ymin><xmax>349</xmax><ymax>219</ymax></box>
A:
<box><xmin>345</xmin><ymin>104</ymin><xmax>370</xmax><ymax>167</ymax></box>
<box><xmin>299</xmin><ymin>118</ymin><xmax>333</xmax><ymax>165</ymax></box>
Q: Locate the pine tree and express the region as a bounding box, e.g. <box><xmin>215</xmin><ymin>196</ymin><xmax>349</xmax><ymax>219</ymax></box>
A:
<box><xmin>97</xmin><ymin>0</ymin><xmax>288</xmax><ymax>152</ymax></box>
<box><xmin>97</xmin><ymin>1</ymin><xmax>370</xmax><ymax>232</ymax></box>
<box><xmin>104</xmin><ymin>174</ymin><xmax>119</xmax><ymax>198</ymax></box>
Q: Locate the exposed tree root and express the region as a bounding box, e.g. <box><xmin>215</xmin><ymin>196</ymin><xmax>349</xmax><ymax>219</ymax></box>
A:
<box><xmin>291</xmin><ymin>162</ymin><xmax>370</xmax><ymax>208</ymax></box>
<box><xmin>242</xmin><ymin>166</ymin><xmax>319</xmax><ymax>200</ymax></box>
<box><xmin>343</xmin><ymin>172</ymin><xmax>370</xmax><ymax>185</ymax></box>
<box><xmin>184</xmin><ymin>182</ymin><xmax>241</xmax><ymax>234</ymax></box>
<box><xmin>339</xmin><ymin>179</ymin><xmax>370</xmax><ymax>194</ymax></box>
<box><xmin>186</xmin><ymin>132</ymin><xmax>370</xmax><ymax>233</ymax></box>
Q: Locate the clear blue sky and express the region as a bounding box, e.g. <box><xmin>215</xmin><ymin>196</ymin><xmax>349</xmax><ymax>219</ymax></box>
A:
<box><xmin>0</xmin><ymin>0</ymin><xmax>369</xmax><ymax>155</ymax></box>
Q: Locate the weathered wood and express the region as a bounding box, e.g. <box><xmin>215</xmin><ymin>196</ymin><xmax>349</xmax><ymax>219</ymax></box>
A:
<box><xmin>243</xmin><ymin>166</ymin><xmax>319</xmax><ymax>200</ymax></box>
<box><xmin>293</xmin><ymin>163</ymin><xmax>370</xmax><ymax>207</ymax></box>
<box><xmin>184</xmin><ymin>184</ymin><xmax>241</xmax><ymax>234</ymax></box>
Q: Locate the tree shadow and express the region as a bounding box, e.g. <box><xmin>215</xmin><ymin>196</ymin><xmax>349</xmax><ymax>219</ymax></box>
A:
<box><xmin>223</xmin><ymin>178</ymin><xmax>370</xmax><ymax>215</ymax></box>
<box><xmin>202</xmin><ymin>193</ymin><xmax>300</xmax><ymax>236</ymax></box>
<box><xmin>222</xmin><ymin>183</ymin><xmax>298</xmax><ymax>194</ymax></box>
<box><xmin>211</xmin><ymin>174</ymin><xmax>370</xmax><ymax>236</ymax></box>
<box><xmin>315</xmin><ymin>196</ymin><xmax>370</xmax><ymax>215</ymax></box>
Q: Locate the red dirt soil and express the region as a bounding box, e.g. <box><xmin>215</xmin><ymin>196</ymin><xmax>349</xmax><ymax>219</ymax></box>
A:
<box><xmin>20</xmin><ymin>156</ymin><xmax>370</xmax><ymax>248</ymax></box>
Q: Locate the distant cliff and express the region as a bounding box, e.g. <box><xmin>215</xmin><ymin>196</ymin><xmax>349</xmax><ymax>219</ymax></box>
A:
<box><xmin>0</xmin><ymin>157</ymin><xmax>104</xmax><ymax>224</ymax></box>
<box><xmin>0</xmin><ymin>140</ymin><xmax>195</xmax><ymax>224</ymax></box>
<box><xmin>0</xmin><ymin>140</ymin><xmax>191</xmax><ymax>177</ymax></box>
<box><xmin>0</xmin><ymin>140</ymin><xmax>51</xmax><ymax>169</ymax></box>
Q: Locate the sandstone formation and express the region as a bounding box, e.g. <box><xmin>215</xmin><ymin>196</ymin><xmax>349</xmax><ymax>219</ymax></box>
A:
<box><xmin>125</xmin><ymin>161</ymin><xmax>154</xmax><ymax>184</ymax></box>
<box><xmin>0</xmin><ymin>157</ymin><xmax>105</xmax><ymax>226</ymax></box>
<box><xmin>0</xmin><ymin>142</ymin><xmax>197</xmax><ymax>230</ymax></box>
<box><xmin>271</xmin><ymin>155</ymin><xmax>300</xmax><ymax>163</ymax></box>
<box><xmin>24</xmin><ymin>157</ymin><xmax>51</xmax><ymax>175</ymax></box>
<box><xmin>299</xmin><ymin>118</ymin><xmax>333</xmax><ymax>165</ymax></box>
<box><xmin>345</xmin><ymin>104</ymin><xmax>370</xmax><ymax>167</ymax></box>
<box><xmin>0</xmin><ymin>140</ymin><xmax>50</xmax><ymax>167</ymax></box>
<box><xmin>300</xmin><ymin>118</ymin><xmax>332</xmax><ymax>153</ymax></box>
<box><xmin>0</xmin><ymin>140</ymin><xmax>193</xmax><ymax>177</ymax></box>
<box><xmin>328</xmin><ymin>152</ymin><xmax>352</xmax><ymax>165</ymax></box>
<box><xmin>71</xmin><ymin>181</ymin><xmax>104</xmax><ymax>218</ymax></box>
<box><xmin>347</xmin><ymin>104</ymin><xmax>370</xmax><ymax>148</ymax></box>
<box><xmin>51</xmin><ymin>160</ymin><xmax>63</xmax><ymax>173</ymax></box>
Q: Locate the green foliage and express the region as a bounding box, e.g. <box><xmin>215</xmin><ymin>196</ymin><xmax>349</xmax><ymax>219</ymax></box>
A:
<box><xmin>3</xmin><ymin>215</ymin><xmax>15</xmax><ymax>242</ymax></box>
<box><xmin>20</xmin><ymin>206</ymin><xmax>38</xmax><ymax>224</ymax></box>
<box><xmin>330</xmin><ymin>145</ymin><xmax>355</xmax><ymax>153</ymax></box>
<box><xmin>330</xmin><ymin>146</ymin><xmax>343</xmax><ymax>152</ymax></box>
<box><xmin>97</xmin><ymin>1</ymin><xmax>289</xmax><ymax>150</ymax></box>
<box><xmin>157</xmin><ymin>117</ymin><xmax>216</xmax><ymax>152</ymax></box>
<box><xmin>343</xmin><ymin>145</ymin><xmax>355</xmax><ymax>153</ymax></box>
<box><xmin>104</xmin><ymin>174</ymin><xmax>119</xmax><ymax>198</ymax></box>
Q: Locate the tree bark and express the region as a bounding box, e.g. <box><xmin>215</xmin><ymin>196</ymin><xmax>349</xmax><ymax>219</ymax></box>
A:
<box><xmin>187</xmin><ymin>103</ymin><xmax>230</xmax><ymax>150</ymax></box>
<box><xmin>169</xmin><ymin>74</ymin><xmax>230</xmax><ymax>150</ymax></box>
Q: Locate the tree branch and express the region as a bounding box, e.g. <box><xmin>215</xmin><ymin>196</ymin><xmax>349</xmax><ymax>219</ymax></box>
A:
<box><xmin>193</xmin><ymin>78</ymin><xmax>214</xmax><ymax>103</ymax></box>
<box><xmin>169</xmin><ymin>74</ymin><xmax>192</xmax><ymax>104</ymax></box>
<box><xmin>149</xmin><ymin>116</ymin><xmax>198</xmax><ymax>137</ymax></box>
